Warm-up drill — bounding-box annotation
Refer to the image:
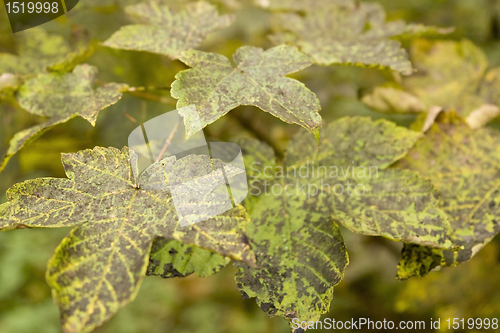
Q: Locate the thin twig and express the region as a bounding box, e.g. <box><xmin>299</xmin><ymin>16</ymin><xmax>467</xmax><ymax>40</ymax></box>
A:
<box><xmin>139</xmin><ymin>102</ymin><xmax>155</xmax><ymax>164</ymax></box>
<box><xmin>94</xmin><ymin>80</ymin><xmax>177</xmax><ymax>105</ymax></box>
<box><xmin>156</xmin><ymin>119</ymin><xmax>181</xmax><ymax>162</ymax></box>
<box><xmin>123</xmin><ymin>112</ymin><xmax>137</xmax><ymax>123</ymax></box>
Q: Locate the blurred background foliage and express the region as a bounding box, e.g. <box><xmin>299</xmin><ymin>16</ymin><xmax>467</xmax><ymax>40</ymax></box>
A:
<box><xmin>1</xmin><ymin>0</ymin><xmax>500</xmax><ymax>332</ymax></box>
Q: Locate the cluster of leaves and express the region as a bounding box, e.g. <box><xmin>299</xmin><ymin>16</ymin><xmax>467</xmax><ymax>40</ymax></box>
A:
<box><xmin>361</xmin><ymin>38</ymin><xmax>500</xmax><ymax>279</ymax></box>
<box><xmin>1</xmin><ymin>0</ymin><xmax>500</xmax><ymax>333</ymax></box>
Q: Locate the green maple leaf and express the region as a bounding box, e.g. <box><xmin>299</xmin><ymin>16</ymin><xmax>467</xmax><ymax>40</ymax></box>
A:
<box><xmin>0</xmin><ymin>147</ymin><xmax>255</xmax><ymax>333</ymax></box>
<box><xmin>0</xmin><ymin>64</ymin><xmax>127</xmax><ymax>173</ymax></box>
<box><xmin>235</xmin><ymin>137</ymin><xmax>348</xmax><ymax>329</ymax></box>
<box><xmin>147</xmin><ymin>238</ymin><xmax>230</xmax><ymax>278</ymax></box>
<box><xmin>363</xmin><ymin>39</ymin><xmax>500</xmax><ymax>126</ymax></box>
<box><xmin>268</xmin><ymin>1</ymin><xmax>449</xmax><ymax>74</ymax></box>
<box><xmin>395</xmin><ymin>112</ymin><xmax>500</xmax><ymax>279</ymax></box>
<box><xmin>285</xmin><ymin>117</ymin><xmax>455</xmax><ymax>247</ymax></box>
<box><xmin>235</xmin><ymin>117</ymin><xmax>454</xmax><ymax>329</ymax></box>
<box><xmin>102</xmin><ymin>1</ymin><xmax>234</xmax><ymax>59</ymax></box>
<box><xmin>171</xmin><ymin>45</ymin><xmax>322</xmax><ymax>139</ymax></box>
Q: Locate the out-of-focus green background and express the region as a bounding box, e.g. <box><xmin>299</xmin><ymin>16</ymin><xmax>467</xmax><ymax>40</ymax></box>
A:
<box><xmin>1</xmin><ymin>0</ymin><xmax>500</xmax><ymax>332</ymax></box>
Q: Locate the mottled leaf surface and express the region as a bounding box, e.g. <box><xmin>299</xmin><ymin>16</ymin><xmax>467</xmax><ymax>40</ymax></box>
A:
<box><xmin>0</xmin><ymin>65</ymin><xmax>126</xmax><ymax>173</ymax></box>
<box><xmin>236</xmin><ymin>117</ymin><xmax>453</xmax><ymax>330</ymax></box>
<box><xmin>171</xmin><ymin>45</ymin><xmax>322</xmax><ymax>139</ymax></box>
<box><xmin>17</xmin><ymin>64</ymin><xmax>125</xmax><ymax>124</ymax></box>
<box><xmin>397</xmin><ymin>244</ymin><xmax>445</xmax><ymax>280</ymax></box>
<box><xmin>285</xmin><ymin>117</ymin><xmax>453</xmax><ymax>247</ymax></box>
<box><xmin>102</xmin><ymin>1</ymin><xmax>234</xmax><ymax>59</ymax></box>
<box><xmin>395</xmin><ymin>112</ymin><xmax>500</xmax><ymax>279</ymax></box>
<box><xmin>269</xmin><ymin>2</ymin><xmax>425</xmax><ymax>74</ymax></box>
<box><xmin>235</xmin><ymin>138</ymin><xmax>349</xmax><ymax>329</ymax></box>
<box><xmin>147</xmin><ymin>238</ymin><xmax>230</xmax><ymax>278</ymax></box>
<box><xmin>0</xmin><ymin>147</ymin><xmax>255</xmax><ymax>333</ymax></box>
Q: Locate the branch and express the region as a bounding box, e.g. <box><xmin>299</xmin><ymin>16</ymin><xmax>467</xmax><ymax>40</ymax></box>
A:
<box><xmin>156</xmin><ymin>119</ymin><xmax>181</xmax><ymax>162</ymax></box>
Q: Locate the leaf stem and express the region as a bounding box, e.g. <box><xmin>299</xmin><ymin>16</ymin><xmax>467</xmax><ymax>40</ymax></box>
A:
<box><xmin>94</xmin><ymin>80</ymin><xmax>177</xmax><ymax>105</ymax></box>
<box><xmin>156</xmin><ymin>119</ymin><xmax>181</xmax><ymax>162</ymax></box>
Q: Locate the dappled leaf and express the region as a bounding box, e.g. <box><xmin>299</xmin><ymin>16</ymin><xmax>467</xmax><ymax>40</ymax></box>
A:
<box><xmin>397</xmin><ymin>244</ymin><xmax>445</xmax><ymax>280</ymax></box>
<box><xmin>0</xmin><ymin>64</ymin><xmax>127</xmax><ymax>173</ymax></box>
<box><xmin>235</xmin><ymin>117</ymin><xmax>454</xmax><ymax>329</ymax></box>
<box><xmin>171</xmin><ymin>45</ymin><xmax>322</xmax><ymax>139</ymax></box>
<box><xmin>395</xmin><ymin>112</ymin><xmax>500</xmax><ymax>279</ymax></box>
<box><xmin>102</xmin><ymin>1</ymin><xmax>234</xmax><ymax>59</ymax></box>
<box><xmin>267</xmin><ymin>1</ymin><xmax>446</xmax><ymax>74</ymax></box>
<box><xmin>284</xmin><ymin>117</ymin><xmax>454</xmax><ymax>247</ymax></box>
<box><xmin>235</xmin><ymin>138</ymin><xmax>349</xmax><ymax>329</ymax></box>
<box><xmin>0</xmin><ymin>147</ymin><xmax>255</xmax><ymax>332</ymax></box>
<box><xmin>147</xmin><ymin>238</ymin><xmax>230</xmax><ymax>278</ymax></box>
<box><xmin>17</xmin><ymin>64</ymin><xmax>124</xmax><ymax>124</ymax></box>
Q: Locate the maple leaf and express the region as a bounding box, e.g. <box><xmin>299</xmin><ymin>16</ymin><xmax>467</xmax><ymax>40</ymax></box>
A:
<box><xmin>171</xmin><ymin>45</ymin><xmax>322</xmax><ymax>140</ymax></box>
<box><xmin>102</xmin><ymin>1</ymin><xmax>234</xmax><ymax>59</ymax></box>
<box><xmin>0</xmin><ymin>64</ymin><xmax>127</xmax><ymax>173</ymax></box>
<box><xmin>0</xmin><ymin>147</ymin><xmax>255</xmax><ymax>333</ymax></box>
<box><xmin>235</xmin><ymin>117</ymin><xmax>454</xmax><ymax>329</ymax></box>
<box><xmin>395</xmin><ymin>112</ymin><xmax>500</xmax><ymax>279</ymax></box>
<box><xmin>268</xmin><ymin>1</ymin><xmax>449</xmax><ymax>74</ymax></box>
